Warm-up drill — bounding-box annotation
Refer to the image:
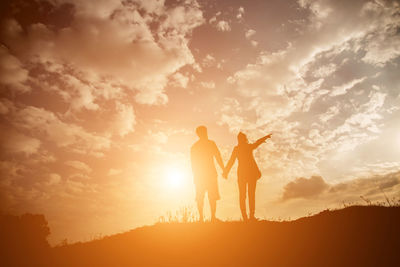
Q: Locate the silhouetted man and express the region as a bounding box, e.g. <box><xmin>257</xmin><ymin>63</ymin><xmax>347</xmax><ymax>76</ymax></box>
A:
<box><xmin>191</xmin><ymin>126</ymin><xmax>224</xmax><ymax>222</ymax></box>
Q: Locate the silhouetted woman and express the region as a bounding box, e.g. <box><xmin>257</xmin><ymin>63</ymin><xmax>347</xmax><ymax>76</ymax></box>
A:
<box><xmin>223</xmin><ymin>132</ymin><xmax>272</xmax><ymax>221</ymax></box>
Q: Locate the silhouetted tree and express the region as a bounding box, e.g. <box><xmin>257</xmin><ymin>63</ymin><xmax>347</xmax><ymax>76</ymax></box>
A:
<box><xmin>0</xmin><ymin>213</ymin><xmax>51</xmax><ymax>266</ymax></box>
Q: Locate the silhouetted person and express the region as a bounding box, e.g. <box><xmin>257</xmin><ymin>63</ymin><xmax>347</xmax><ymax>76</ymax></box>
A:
<box><xmin>191</xmin><ymin>126</ymin><xmax>224</xmax><ymax>222</ymax></box>
<box><xmin>223</xmin><ymin>132</ymin><xmax>272</xmax><ymax>221</ymax></box>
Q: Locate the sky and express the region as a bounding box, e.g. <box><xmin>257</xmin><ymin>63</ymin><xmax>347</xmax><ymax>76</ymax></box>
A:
<box><xmin>0</xmin><ymin>0</ymin><xmax>400</xmax><ymax>245</ymax></box>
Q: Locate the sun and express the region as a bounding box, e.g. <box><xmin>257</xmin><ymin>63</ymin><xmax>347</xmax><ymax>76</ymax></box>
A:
<box><xmin>164</xmin><ymin>167</ymin><xmax>185</xmax><ymax>189</ymax></box>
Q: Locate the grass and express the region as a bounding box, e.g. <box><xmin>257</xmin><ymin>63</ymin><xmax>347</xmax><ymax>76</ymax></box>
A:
<box><xmin>155</xmin><ymin>196</ymin><xmax>400</xmax><ymax>225</ymax></box>
<box><xmin>157</xmin><ymin>206</ymin><xmax>197</xmax><ymax>224</ymax></box>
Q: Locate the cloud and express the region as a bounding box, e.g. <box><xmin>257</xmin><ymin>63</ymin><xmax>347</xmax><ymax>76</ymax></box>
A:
<box><xmin>245</xmin><ymin>29</ymin><xmax>256</xmax><ymax>39</ymax></box>
<box><xmin>216</xmin><ymin>20</ymin><xmax>231</xmax><ymax>32</ymax></box>
<box><xmin>228</xmin><ymin>0</ymin><xmax>399</xmax><ymax>107</ymax></box>
<box><xmin>329</xmin><ymin>172</ymin><xmax>400</xmax><ymax>197</ymax></box>
<box><xmin>0</xmin><ymin>161</ymin><xmax>25</xmax><ymax>180</ymax></box>
<box><xmin>0</xmin><ymin>127</ymin><xmax>41</xmax><ymax>155</ymax></box>
<box><xmin>65</xmin><ymin>160</ymin><xmax>92</xmax><ymax>173</ymax></box>
<box><xmin>69</xmin><ymin>173</ymin><xmax>91</xmax><ymax>180</ymax></box>
<box><xmin>0</xmin><ymin>98</ymin><xmax>14</xmax><ymax>114</ymax></box>
<box><xmin>146</xmin><ymin>130</ymin><xmax>168</xmax><ymax>144</ymax></box>
<box><xmin>218</xmin><ymin>0</ymin><xmax>400</xmax><ymax>183</ymax></box>
<box><xmin>245</xmin><ymin>29</ymin><xmax>257</xmax><ymax>47</ymax></box>
<box><xmin>60</xmin><ymin>74</ymin><xmax>99</xmax><ymax>112</ymax></box>
<box><xmin>201</xmin><ymin>81</ymin><xmax>215</xmax><ymax>89</ymax></box>
<box><xmin>0</xmin><ymin>0</ymin><xmax>204</xmax><ymax>105</ymax></box>
<box><xmin>282</xmin><ymin>176</ymin><xmax>329</xmax><ymax>201</ymax></box>
<box><xmin>312</xmin><ymin>63</ymin><xmax>336</xmax><ymax>78</ymax></box>
<box><xmin>319</xmin><ymin>105</ymin><xmax>339</xmax><ymax>122</ymax></box>
<box><xmin>344</xmin><ymin>91</ymin><xmax>386</xmax><ymax>132</ymax></box>
<box><xmin>65</xmin><ymin>179</ymin><xmax>86</xmax><ymax>193</ymax></box>
<box><xmin>11</xmin><ymin>106</ymin><xmax>111</xmax><ymax>156</ymax></box>
<box><xmin>0</xmin><ymin>45</ymin><xmax>28</xmax><ymax>92</ymax></box>
<box><xmin>360</xmin><ymin>1</ymin><xmax>400</xmax><ymax>67</ymax></box>
<box><xmin>379</xmin><ymin>177</ymin><xmax>399</xmax><ymax>190</ymax></box>
<box><xmin>111</xmin><ymin>102</ymin><xmax>136</xmax><ymax>137</ymax></box>
<box><xmin>47</xmin><ymin>173</ymin><xmax>61</xmax><ymax>185</ymax></box>
<box><xmin>170</xmin><ymin>72</ymin><xmax>189</xmax><ymax>88</ymax></box>
<box><xmin>237</xmin><ymin>7</ymin><xmax>245</xmax><ymax>20</ymax></box>
<box><xmin>282</xmin><ymin>171</ymin><xmax>400</xmax><ymax>203</ymax></box>
<box><xmin>330</xmin><ymin>77</ymin><xmax>366</xmax><ymax>96</ymax></box>
<box><xmin>202</xmin><ymin>54</ymin><xmax>216</xmax><ymax>67</ymax></box>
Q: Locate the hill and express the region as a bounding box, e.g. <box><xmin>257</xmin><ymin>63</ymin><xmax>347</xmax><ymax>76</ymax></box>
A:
<box><xmin>2</xmin><ymin>206</ymin><xmax>399</xmax><ymax>266</ymax></box>
<box><xmin>52</xmin><ymin>206</ymin><xmax>399</xmax><ymax>267</ymax></box>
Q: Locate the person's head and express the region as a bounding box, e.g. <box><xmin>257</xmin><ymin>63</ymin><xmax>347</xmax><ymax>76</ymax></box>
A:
<box><xmin>196</xmin><ymin>125</ymin><xmax>208</xmax><ymax>140</ymax></box>
<box><xmin>237</xmin><ymin>132</ymin><xmax>248</xmax><ymax>145</ymax></box>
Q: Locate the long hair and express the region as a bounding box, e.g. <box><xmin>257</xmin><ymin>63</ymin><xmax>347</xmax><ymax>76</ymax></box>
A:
<box><xmin>237</xmin><ymin>132</ymin><xmax>248</xmax><ymax>145</ymax></box>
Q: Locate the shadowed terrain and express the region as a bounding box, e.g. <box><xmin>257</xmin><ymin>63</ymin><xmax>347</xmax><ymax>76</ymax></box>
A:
<box><xmin>2</xmin><ymin>206</ymin><xmax>399</xmax><ymax>267</ymax></box>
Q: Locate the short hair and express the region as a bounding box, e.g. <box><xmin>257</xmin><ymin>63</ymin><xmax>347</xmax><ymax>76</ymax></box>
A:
<box><xmin>237</xmin><ymin>132</ymin><xmax>248</xmax><ymax>144</ymax></box>
<box><xmin>196</xmin><ymin>125</ymin><xmax>207</xmax><ymax>138</ymax></box>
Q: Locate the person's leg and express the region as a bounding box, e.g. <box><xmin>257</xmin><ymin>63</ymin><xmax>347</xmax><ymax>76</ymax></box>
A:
<box><xmin>196</xmin><ymin>185</ymin><xmax>205</xmax><ymax>222</ymax></box>
<box><xmin>208</xmin><ymin>176</ymin><xmax>220</xmax><ymax>221</ymax></box>
<box><xmin>209</xmin><ymin>197</ymin><xmax>216</xmax><ymax>221</ymax></box>
<box><xmin>238</xmin><ymin>178</ymin><xmax>247</xmax><ymax>221</ymax></box>
<box><xmin>248</xmin><ymin>179</ymin><xmax>257</xmax><ymax>220</ymax></box>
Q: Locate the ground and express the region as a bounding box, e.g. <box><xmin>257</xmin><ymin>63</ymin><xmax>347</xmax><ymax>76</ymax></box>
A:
<box><xmin>48</xmin><ymin>206</ymin><xmax>400</xmax><ymax>267</ymax></box>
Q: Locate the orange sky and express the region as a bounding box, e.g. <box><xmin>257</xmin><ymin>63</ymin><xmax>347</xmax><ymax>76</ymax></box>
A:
<box><xmin>0</xmin><ymin>0</ymin><xmax>400</xmax><ymax>245</ymax></box>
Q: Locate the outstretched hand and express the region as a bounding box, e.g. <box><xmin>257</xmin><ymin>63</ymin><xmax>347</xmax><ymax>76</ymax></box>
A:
<box><xmin>260</xmin><ymin>133</ymin><xmax>272</xmax><ymax>143</ymax></box>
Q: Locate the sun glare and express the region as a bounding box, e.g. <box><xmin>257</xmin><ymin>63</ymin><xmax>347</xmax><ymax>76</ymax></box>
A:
<box><xmin>165</xmin><ymin>167</ymin><xmax>185</xmax><ymax>189</ymax></box>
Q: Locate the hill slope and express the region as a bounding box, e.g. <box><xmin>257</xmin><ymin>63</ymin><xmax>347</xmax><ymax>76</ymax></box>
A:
<box><xmin>50</xmin><ymin>206</ymin><xmax>400</xmax><ymax>267</ymax></box>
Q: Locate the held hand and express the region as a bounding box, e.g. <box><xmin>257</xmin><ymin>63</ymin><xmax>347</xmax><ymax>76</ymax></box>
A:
<box><xmin>222</xmin><ymin>170</ymin><xmax>228</xmax><ymax>179</ymax></box>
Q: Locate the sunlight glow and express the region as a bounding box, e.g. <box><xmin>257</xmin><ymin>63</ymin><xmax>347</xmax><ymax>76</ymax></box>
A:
<box><xmin>165</xmin><ymin>167</ymin><xmax>185</xmax><ymax>189</ymax></box>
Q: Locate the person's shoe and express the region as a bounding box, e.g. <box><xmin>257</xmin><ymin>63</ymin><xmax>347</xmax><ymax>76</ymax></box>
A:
<box><xmin>249</xmin><ymin>216</ymin><xmax>259</xmax><ymax>222</ymax></box>
<box><xmin>242</xmin><ymin>216</ymin><xmax>249</xmax><ymax>222</ymax></box>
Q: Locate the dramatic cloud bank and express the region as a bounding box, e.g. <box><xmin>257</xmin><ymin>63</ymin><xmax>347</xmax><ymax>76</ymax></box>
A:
<box><xmin>0</xmin><ymin>0</ymin><xmax>399</xmax><ymax>244</ymax></box>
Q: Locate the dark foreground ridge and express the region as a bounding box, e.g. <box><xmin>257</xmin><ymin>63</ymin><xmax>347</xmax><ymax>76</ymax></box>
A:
<box><xmin>2</xmin><ymin>206</ymin><xmax>400</xmax><ymax>267</ymax></box>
